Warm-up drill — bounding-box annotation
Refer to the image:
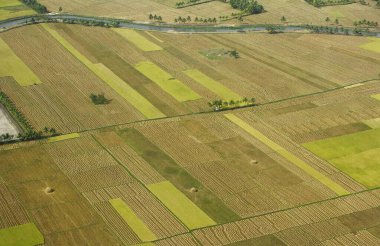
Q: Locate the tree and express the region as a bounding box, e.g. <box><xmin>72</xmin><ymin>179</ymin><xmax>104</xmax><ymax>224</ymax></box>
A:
<box><xmin>325</xmin><ymin>17</ymin><xmax>330</xmax><ymax>22</ymax></box>
<box><xmin>59</xmin><ymin>6</ymin><xmax>62</xmax><ymax>12</ymax></box>
<box><xmin>187</xmin><ymin>16</ymin><xmax>191</xmax><ymax>22</ymax></box>
<box><xmin>90</xmin><ymin>93</ymin><xmax>111</xmax><ymax>105</ymax></box>
<box><xmin>281</xmin><ymin>16</ymin><xmax>286</xmax><ymax>22</ymax></box>
<box><xmin>149</xmin><ymin>14</ymin><xmax>154</xmax><ymax>20</ymax></box>
<box><xmin>335</xmin><ymin>18</ymin><xmax>339</xmax><ymax>24</ymax></box>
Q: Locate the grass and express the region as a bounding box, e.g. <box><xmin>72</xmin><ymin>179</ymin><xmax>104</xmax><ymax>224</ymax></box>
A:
<box><xmin>147</xmin><ymin>181</ymin><xmax>216</xmax><ymax>229</ymax></box>
<box><xmin>364</xmin><ymin>118</ymin><xmax>380</xmax><ymax>129</ymax></box>
<box><xmin>113</xmin><ymin>29</ymin><xmax>162</xmax><ymax>52</ymax></box>
<box><xmin>110</xmin><ymin>198</ymin><xmax>157</xmax><ymax>242</ymax></box>
<box><xmin>303</xmin><ymin>128</ymin><xmax>380</xmax><ymax>188</ymax></box>
<box><xmin>117</xmin><ymin>128</ymin><xmax>240</xmax><ymax>224</ymax></box>
<box><xmin>0</xmin><ymin>223</ymin><xmax>44</xmax><ymax>246</ymax></box>
<box><xmin>47</xmin><ymin>133</ymin><xmax>80</xmax><ymax>143</ymax></box>
<box><xmin>360</xmin><ymin>38</ymin><xmax>380</xmax><ymax>54</ymax></box>
<box><xmin>224</xmin><ymin>113</ymin><xmax>350</xmax><ymax>196</ymax></box>
<box><xmin>371</xmin><ymin>94</ymin><xmax>380</xmax><ymax>101</ymax></box>
<box><xmin>135</xmin><ymin>61</ymin><xmax>201</xmax><ymax>102</ymax></box>
<box><xmin>0</xmin><ymin>0</ymin><xmax>24</xmax><ymax>8</ymax></box>
<box><xmin>0</xmin><ymin>0</ymin><xmax>35</xmax><ymax>20</ymax></box>
<box><xmin>184</xmin><ymin>69</ymin><xmax>240</xmax><ymax>101</ymax></box>
<box><xmin>42</xmin><ymin>24</ymin><xmax>165</xmax><ymax>119</ymax></box>
<box><xmin>0</xmin><ymin>38</ymin><xmax>41</xmax><ymax>86</ymax></box>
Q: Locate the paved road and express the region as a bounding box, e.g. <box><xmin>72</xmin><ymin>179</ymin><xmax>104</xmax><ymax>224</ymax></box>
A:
<box><xmin>1</xmin><ymin>14</ymin><xmax>379</xmax><ymax>36</ymax></box>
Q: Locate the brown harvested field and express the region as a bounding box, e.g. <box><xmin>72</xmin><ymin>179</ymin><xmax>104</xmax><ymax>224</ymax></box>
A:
<box><xmin>38</xmin><ymin>0</ymin><xmax>380</xmax><ymax>26</ymax></box>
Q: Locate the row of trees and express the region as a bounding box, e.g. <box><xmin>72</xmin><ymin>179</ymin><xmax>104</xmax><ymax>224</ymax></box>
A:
<box><xmin>208</xmin><ymin>98</ymin><xmax>256</xmax><ymax>111</ymax></box>
<box><xmin>354</xmin><ymin>19</ymin><xmax>378</xmax><ymax>27</ymax></box>
<box><xmin>174</xmin><ymin>16</ymin><xmax>217</xmax><ymax>23</ymax></box>
<box><xmin>307</xmin><ymin>25</ymin><xmax>366</xmax><ymax>35</ymax></box>
<box><xmin>175</xmin><ymin>0</ymin><xmax>202</xmax><ymax>8</ymax></box>
<box><xmin>229</xmin><ymin>0</ymin><xmax>264</xmax><ymax>14</ymax></box>
<box><xmin>305</xmin><ymin>0</ymin><xmax>355</xmax><ymax>7</ymax></box>
<box><xmin>21</xmin><ymin>0</ymin><xmax>48</xmax><ymax>13</ymax></box>
<box><xmin>149</xmin><ymin>14</ymin><xmax>163</xmax><ymax>21</ymax></box>
<box><xmin>0</xmin><ymin>91</ymin><xmax>58</xmax><ymax>142</ymax></box>
<box><xmin>61</xmin><ymin>19</ymin><xmax>120</xmax><ymax>27</ymax></box>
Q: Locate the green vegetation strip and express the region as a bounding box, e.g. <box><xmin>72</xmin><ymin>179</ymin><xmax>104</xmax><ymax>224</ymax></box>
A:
<box><xmin>41</xmin><ymin>24</ymin><xmax>165</xmax><ymax>119</ymax></box>
<box><xmin>0</xmin><ymin>37</ymin><xmax>41</xmax><ymax>86</ymax></box>
<box><xmin>135</xmin><ymin>61</ymin><xmax>201</xmax><ymax>102</ymax></box>
<box><xmin>0</xmin><ymin>223</ymin><xmax>44</xmax><ymax>246</ymax></box>
<box><xmin>117</xmin><ymin>128</ymin><xmax>240</xmax><ymax>223</ymax></box>
<box><xmin>364</xmin><ymin>118</ymin><xmax>380</xmax><ymax>129</ymax></box>
<box><xmin>303</xmin><ymin>128</ymin><xmax>380</xmax><ymax>188</ymax></box>
<box><xmin>184</xmin><ymin>69</ymin><xmax>240</xmax><ymax>101</ymax></box>
<box><xmin>360</xmin><ymin>38</ymin><xmax>380</xmax><ymax>54</ymax></box>
<box><xmin>371</xmin><ymin>94</ymin><xmax>380</xmax><ymax>101</ymax></box>
<box><xmin>147</xmin><ymin>181</ymin><xmax>216</xmax><ymax>229</ymax></box>
<box><xmin>47</xmin><ymin>133</ymin><xmax>80</xmax><ymax>143</ymax></box>
<box><xmin>224</xmin><ymin>113</ymin><xmax>350</xmax><ymax>196</ymax></box>
<box><xmin>110</xmin><ymin>198</ymin><xmax>157</xmax><ymax>242</ymax></box>
<box><xmin>113</xmin><ymin>29</ymin><xmax>162</xmax><ymax>52</ymax></box>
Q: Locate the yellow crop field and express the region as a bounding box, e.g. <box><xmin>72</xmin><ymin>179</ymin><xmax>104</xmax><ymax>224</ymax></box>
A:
<box><xmin>224</xmin><ymin>113</ymin><xmax>350</xmax><ymax>196</ymax></box>
<box><xmin>42</xmin><ymin>24</ymin><xmax>165</xmax><ymax>119</ymax></box>
<box><xmin>360</xmin><ymin>38</ymin><xmax>380</xmax><ymax>54</ymax></box>
<box><xmin>145</xmin><ymin>31</ymin><xmax>163</xmax><ymax>43</ymax></box>
<box><xmin>110</xmin><ymin>198</ymin><xmax>157</xmax><ymax>242</ymax></box>
<box><xmin>47</xmin><ymin>133</ymin><xmax>80</xmax><ymax>143</ymax></box>
<box><xmin>0</xmin><ymin>223</ymin><xmax>44</xmax><ymax>246</ymax></box>
<box><xmin>0</xmin><ymin>37</ymin><xmax>41</xmax><ymax>86</ymax></box>
<box><xmin>147</xmin><ymin>181</ymin><xmax>216</xmax><ymax>229</ymax></box>
<box><xmin>371</xmin><ymin>94</ymin><xmax>380</xmax><ymax>101</ymax></box>
<box><xmin>113</xmin><ymin>29</ymin><xmax>162</xmax><ymax>52</ymax></box>
<box><xmin>135</xmin><ymin>61</ymin><xmax>201</xmax><ymax>102</ymax></box>
<box><xmin>184</xmin><ymin>69</ymin><xmax>240</xmax><ymax>101</ymax></box>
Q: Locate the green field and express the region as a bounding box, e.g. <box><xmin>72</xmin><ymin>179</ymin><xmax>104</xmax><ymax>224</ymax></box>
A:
<box><xmin>303</xmin><ymin>128</ymin><xmax>380</xmax><ymax>188</ymax></box>
<box><xmin>364</xmin><ymin>118</ymin><xmax>380</xmax><ymax>129</ymax></box>
<box><xmin>184</xmin><ymin>69</ymin><xmax>240</xmax><ymax>101</ymax></box>
<box><xmin>0</xmin><ymin>0</ymin><xmax>35</xmax><ymax>20</ymax></box>
<box><xmin>224</xmin><ymin>113</ymin><xmax>350</xmax><ymax>196</ymax></box>
<box><xmin>110</xmin><ymin>198</ymin><xmax>157</xmax><ymax>242</ymax></box>
<box><xmin>135</xmin><ymin>61</ymin><xmax>201</xmax><ymax>102</ymax></box>
<box><xmin>372</xmin><ymin>94</ymin><xmax>380</xmax><ymax>101</ymax></box>
<box><xmin>113</xmin><ymin>29</ymin><xmax>162</xmax><ymax>52</ymax></box>
<box><xmin>360</xmin><ymin>38</ymin><xmax>380</xmax><ymax>54</ymax></box>
<box><xmin>0</xmin><ymin>37</ymin><xmax>41</xmax><ymax>86</ymax></box>
<box><xmin>147</xmin><ymin>181</ymin><xmax>216</xmax><ymax>229</ymax></box>
<box><xmin>0</xmin><ymin>223</ymin><xmax>44</xmax><ymax>246</ymax></box>
<box><xmin>47</xmin><ymin>133</ymin><xmax>80</xmax><ymax>143</ymax></box>
<box><xmin>42</xmin><ymin>24</ymin><xmax>165</xmax><ymax>119</ymax></box>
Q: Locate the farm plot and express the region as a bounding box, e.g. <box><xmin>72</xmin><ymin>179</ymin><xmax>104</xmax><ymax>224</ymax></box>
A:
<box><xmin>0</xmin><ymin>37</ymin><xmax>41</xmax><ymax>86</ymax></box>
<box><xmin>113</xmin><ymin>29</ymin><xmax>162</xmax><ymax>52</ymax></box>
<box><xmin>0</xmin><ymin>223</ymin><xmax>44</xmax><ymax>246</ymax></box>
<box><xmin>360</xmin><ymin>37</ymin><xmax>380</xmax><ymax>54</ymax></box>
<box><xmin>0</xmin><ymin>0</ymin><xmax>35</xmax><ymax>20</ymax></box>
<box><xmin>303</xmin><ymin>128</ymin><xmax>380</xmax><ymax>188</ymax></box>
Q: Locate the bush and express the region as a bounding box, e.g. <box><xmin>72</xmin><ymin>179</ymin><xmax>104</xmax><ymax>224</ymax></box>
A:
<box><xmin>90</xmin><ymin>93</ymin><xmax>111</xmax><ymax>105</ymax></box>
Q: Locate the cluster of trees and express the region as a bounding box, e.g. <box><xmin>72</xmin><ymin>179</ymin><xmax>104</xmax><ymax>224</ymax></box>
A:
<box><xmin>266</xmin><ymin>25</ymin><xmax>282</xmax><ymax>34</ymax></box>
<box><xmin>305</xmin><ymin>0</ymin><xmax>355</xmax><ymax>7</ymax></box>
<box><xmin>174</xmin><ymin>16</ymin><xmax>217</xmax><ymax>23</ymax></box>
<box><xmin>307</xmin><ymin>25</ymin><xmax>365</xmax><ymax>35</ymax></box>
<box><xmin>149</xmin><ymin>14</ymin><xmax>162</xmax><ymax>21</ymax></box>
<box><xmin>354</xmin><ymin>19</ymin><xmax>378</xmax><ymax>27</ymax></box>
<box><xmin>90</xmin><ymin>93</ymin><xmax>111</xmax><ymax>105</ymax></box>
<box><xmin>228</xmin><ymin>50</ymin><xmax>240</xmax><ymax>58</ymax></box>
<box><xmin>208</xmin><ymin>97</ymin><xmax>256</xmax><ymax>111</ymax></box>
<box><xmin>0</xmin><ymin>91</ymin><xmax>58</xmax><ymax>142</ymax></box>
<box><xmin>175</xmin><ymin>0</ymin><xmax>203</xmax><ymax>8</ymax></box>
<box><xmin>61</xmin><ymin>19</ymin><xmax>120</xmax><ymax>27</ymax></box>
<box><xmin>21</xmin><ymin>0</ymin><xmax>48</xmax><ymax>13</ymax></box>
<box><xmin>377</xmin><ymin>0</ymin><xmax>380</xmax><ymax>6</ymax></box>
<box><xmin>229</xmin><ymin>0</ymin><xmax>264</xmax><ymax>14</ymax></box>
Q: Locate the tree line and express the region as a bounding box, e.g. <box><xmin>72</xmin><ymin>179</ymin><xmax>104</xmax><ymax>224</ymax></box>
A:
<box><xmin>208</xmin><ymin>97</ymin><xmax>256</xmax><ymax>111</ymax></box>
<box><xmin>305</xmin><ymin>0</ymin><xmax>355</xmax><ymax>7</ymax></box>
<box><xmin>21</xmin><ymin>0</ymin><xmax>48</xmax><ymax>14</ymax></box>
<box><xmin>0</xmin><ymin>91</ymin><xmax>59</xmax><ymax>142</ymax></box>
<box><xmin>229</xmin><ymin>0</ymin><xmax>264</xmax><ymax>14</ymax></box>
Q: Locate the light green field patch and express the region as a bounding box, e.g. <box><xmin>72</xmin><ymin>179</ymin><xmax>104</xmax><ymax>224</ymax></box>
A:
<box><xmin>371</xmin><ymin>94</ymin><xmax>380</xmax><ymax>101</ymax></box>
<box><xmin>147</xmin><ymin>181</ymin><xmax>216</xmax><ymax>229</ymax></box>
<box><xmin>113</xmin><ymin>29</ymin><xmax>162</xmax><ymax>51</ymax></box>
<box><xmin>145</xmin><ymin>31</ymin><xmax>164</xmax><ymax>43</ymax></box>
<box><xmin>360</xmin><ymin>38</ymin><xmax>380</xmax><ymax>54</ymax></box>
<box><xmin>303</xmin><ymin>128</ymin><xmax>380</xmax><ymax>188</ymax></box>
<box><xmin>184</xmin><ymin>69</ymin><xmax>240</xmax><ymax>100</ymax></box>
<box><xmin>110</xmin><ymin>198</ymin><xmax>157</xmax><ymax>242</ymax></box>
<box><xmin>135</xmin><ymin>61</ymin><xmax>201</xmax><ymax>102</ymax></box>
<box><xmin>329</xmin><ymin>11</ymin><xmax>345</xmax><ymax>18</ymax></box>
<box><xmin>0</xmin><ymin>0</ymin><xmax>22</xmax><ymax>8</ymax></box>
<box><xmin>42</xmin><ymin>24</ymin><xmax>165</xmax><ymax>119</ymax></box>
<box><xmin>48</xmin><ymin>133</ymin><xmax>80</xmax><ymax>143</ymax></box>
<box><xmin>330</xmin><ymin>148</ymin><xmax>380</xmax><ymax>188</ymax></box>
<box><xmin>344</xmin><ymin>83</ymin><xmax>363</xmax><ymax>89</ymax></box>
<box><xmin>364</xmin><ymin>118</ymin><xmax>380</xmax><ymax>129</ymax></box>
<box><xmin>224</xmin><ymin>113</ymin><xmax>349</xmax><ymax>196</ymax></box>
<box><xmin>0</xmin><ymin>38</ymin><xmax>41</xmax><ymax>86</ymax></box>
<box><xmin>0</xmin><ymin>223</ymin><xmax>44</xmax><ymax>246</ymax></box>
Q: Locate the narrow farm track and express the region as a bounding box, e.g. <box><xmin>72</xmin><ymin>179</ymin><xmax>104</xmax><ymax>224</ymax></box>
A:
<box><xmin>0</xmin><ymin>14</ymin><xmax>380</xmax><ymax>36</ymax></box>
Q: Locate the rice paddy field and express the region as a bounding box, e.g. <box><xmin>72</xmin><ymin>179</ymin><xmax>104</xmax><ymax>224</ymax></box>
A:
<box><xmin>37</xmin><ymin>0</ymin><xmax>380</xmax><ymax>26</ymax></box>
<box><xmin>0</xmin><ymin>0</ymin><xmax>35</xmax><ymax>21</ymax></box>
<box><xmin>0</xmin><ymin>14</ymin><xmax>380</xmax><ymax>245</ymax></box>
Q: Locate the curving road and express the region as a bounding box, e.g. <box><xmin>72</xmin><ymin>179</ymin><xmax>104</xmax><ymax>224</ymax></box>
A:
<box><xmin>1</xmin><ymin>14</ymin><xmax>380</xmax><ymax>37</ymax></box>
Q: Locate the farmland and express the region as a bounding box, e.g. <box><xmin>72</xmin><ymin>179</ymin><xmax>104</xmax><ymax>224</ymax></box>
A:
<box><xmin>0</xmin><ymin>1</ymin><xmax>380</xmax><ymax>244</ymax></box>
<box><xmin>0</xmin><ymin>0</ymin><xmax>35</xmax><ymax>20</ymax></box>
